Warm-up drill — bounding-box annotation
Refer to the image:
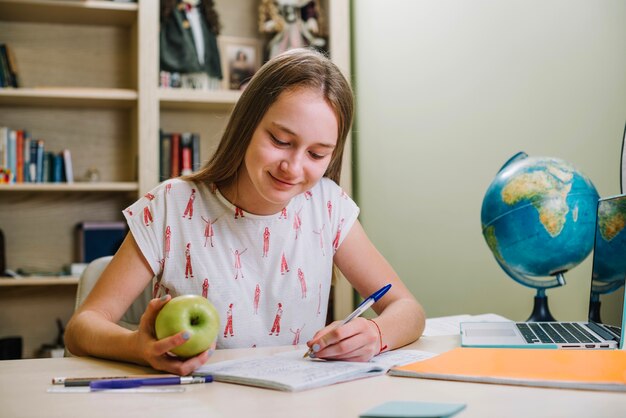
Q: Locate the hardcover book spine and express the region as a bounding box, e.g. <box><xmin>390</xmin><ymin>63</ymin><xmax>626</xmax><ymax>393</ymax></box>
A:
<box><xmin>170</xmin><ymin>133</ymin><xmax>181</xmax><ymax>178</ymax></box>
<box><xmin>22</xmin><ymin>132</ymin><xmax>31</xmax><ymax>182</ymax></box>
<box><xmin>159</xmin><ymin>130</ymin><xmax>171</xmax><ymax>181</ymax></box>
<box><xmin>180</xmin><ymin>132</ymin><xmax>193</xmax><ymax>176</ymax></box>
<box><xmin>7</xmin><ymin>129</ymin><xmax>16</xmax><ymax>183</ymax></box>
<box><xmin>62</xmin><ymin>149</ymin><xmax>73</xmax><ymax>183</ymax></box>
<box><xmin>29</xmin><ymin>139</ymin><xmax>38</xmax><ymax>183</ymax></box>
<box><xmin>192</xmin><ymin>133</ymin><xmax>201</xmax><ymax>172</ymax></box>
<box><xmin>15</xmin><ymin>130</ymin><xmax>23</xmax><ymax>183</ymax></box>
<box><xmin>35</xmin><ymin>140</ymin><xmax>44</xmax><ymax>183</ymax></box>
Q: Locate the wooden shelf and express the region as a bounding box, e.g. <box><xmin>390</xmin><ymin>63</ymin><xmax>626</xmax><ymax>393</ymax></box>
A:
<box><xmin>0</xmin><ymin>88</ymin><xmax>137</xmax><ymax>108</ymax></box>
<box><xmin>0</xmin><ymin>0</ymin><xmax>137</xmax><ymax>26</ymax></box>
<box><xmin>159</xmin><ymin>88</ymin><xmax>240</xmax><ymax>111</ymax></box>
<box><xmin>0</xmin><ymin>276</ymin><xmax>79</xmax><ymax>286</ymax></box>
<box><xmin>0</xmin><ymin>182</ymin><xmax>138</xmax><ymax>192</ymax></box>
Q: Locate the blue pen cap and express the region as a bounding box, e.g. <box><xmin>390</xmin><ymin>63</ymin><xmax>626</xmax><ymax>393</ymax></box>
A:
<box><xmin>371</xmin><ymin>284</ymin><xmax>392</xmax><ymax>302</ymax></box>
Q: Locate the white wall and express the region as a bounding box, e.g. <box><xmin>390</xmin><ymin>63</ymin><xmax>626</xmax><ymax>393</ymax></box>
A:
<box><xmin>352</xmin><ymin>0</ymin><xmax>626</xmax><ymax>320</ymax></box>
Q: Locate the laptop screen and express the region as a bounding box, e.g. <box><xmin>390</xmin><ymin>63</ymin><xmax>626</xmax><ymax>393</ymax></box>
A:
<box><xmin>588</xmin><ymin>194</ymin><xmax>626</xmax><ymax>344</ymax></box>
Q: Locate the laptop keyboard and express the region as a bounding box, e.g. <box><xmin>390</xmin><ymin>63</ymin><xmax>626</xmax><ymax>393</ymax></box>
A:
<box><xmin>516</xmin><ymin>322</ymin><xmax>601</xmax><ymax>344</ymax></box>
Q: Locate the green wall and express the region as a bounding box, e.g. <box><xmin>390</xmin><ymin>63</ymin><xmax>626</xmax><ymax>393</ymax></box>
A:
<box><xmin>352</xmin><ymin>0</ymin><xmax>626</xmax><ymax>321</ymax></box>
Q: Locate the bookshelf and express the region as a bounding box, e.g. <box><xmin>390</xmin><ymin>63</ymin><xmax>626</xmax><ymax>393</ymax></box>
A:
<box><xmin>0</xmin><ymin>0</ymin><xmax>352</xmax><ymax>358</ymax></box>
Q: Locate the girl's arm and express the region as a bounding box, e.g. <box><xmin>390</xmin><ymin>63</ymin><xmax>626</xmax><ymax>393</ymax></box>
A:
<box><xmin>64</xmin><ymin>233</ymin><xmax>210</xmax><ymax>376</ymax></box>
<box><xmin>306</xmin><ymin>220</ymin><xmax>426</xmax><ymax>361</ymax></box>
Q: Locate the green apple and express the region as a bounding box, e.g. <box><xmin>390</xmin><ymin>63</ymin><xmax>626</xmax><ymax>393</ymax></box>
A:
<box><xmin>155</xmin><ymin>295</ymin><xmax>220</xmax><ymax>358</ymax></box>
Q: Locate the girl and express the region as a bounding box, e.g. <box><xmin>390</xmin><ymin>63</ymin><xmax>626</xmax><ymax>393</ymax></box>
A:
<box><xmin>65</xmin><ymin>48</ymin><xmax>425</xmax><ymax>376</ymax></box>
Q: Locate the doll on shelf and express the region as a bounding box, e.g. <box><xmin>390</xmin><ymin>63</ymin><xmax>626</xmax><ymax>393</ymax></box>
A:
<box><xmin>258</xmin><ymin>0</ymin><xmax>326</xmax><ymax>60</ymax></box>
<box><xmin>160</xmin><ymin>0</ymin><xmax>222</xmax><ymax>90</ymax></box>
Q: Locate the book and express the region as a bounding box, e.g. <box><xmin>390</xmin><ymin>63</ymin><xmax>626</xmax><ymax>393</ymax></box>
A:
<box><xmin>191</xmin><ymin>133</ymin><xmax>201</xmax><ymax>171</ymax></box>
<box><xmin>159</xmin><ymin>130</ymin><xmax>171</xmax><ymax>181</ymax></box>
<box><xmin>170</xmin><ymin>132</ymin><xmax>180</xmax><ymax>178</ymax></box>
<box><xmin>15</xmin><ymin>130</ymin><xmax>23</xmax><ymax>183</ymax></box>
<box><xmin>180</xmin><ymin>132</ymin><xmax>193</xmax><ymax>175</ymax></box>
<box><xmin>62</xmin><ymin>149</ymin><xmax>74</xmax><ymax>183</ymax></box>
<box><xmin>389</xmin><ymin>347</ymin><xmax>626</xmax><ymax>392</ymax></box>
<box><xmin>76</xmin><ymin>221</ymin><xmax>127</xmax><ymax>263</ymax></box>
<box><xmin>196</xmin><ymin>349</ymin><xmax>437</xmax><ymax>392</ymax></box>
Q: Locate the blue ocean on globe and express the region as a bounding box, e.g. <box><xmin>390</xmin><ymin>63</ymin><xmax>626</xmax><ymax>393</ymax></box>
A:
<box><xmin>592</xmin><ymin>197</ymin><xmax>626</xmax><ymax>294</ymax></box>
<box><xmin>481</xmin><ymin>152</ymin><xmax>599</xmax><ymax>289</ymax></box>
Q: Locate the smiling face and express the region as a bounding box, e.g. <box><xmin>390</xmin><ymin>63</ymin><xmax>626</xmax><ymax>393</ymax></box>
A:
<box><xmin>224</xmin><ymin>87</ymin><xmax>338</xmax><ymax>215</ymax></box>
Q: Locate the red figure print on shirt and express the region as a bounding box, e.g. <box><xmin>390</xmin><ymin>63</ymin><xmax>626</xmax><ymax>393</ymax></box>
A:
<box><xmin>297</xmin><ymin>268</ymin><xmax>307</xmax><ymax>298</ymax></box>
<box><xmin>290</xmin><ymin>324</ymin><xmax>305</xmax><ymax>345</ymax></box>
<box><xmin>223</xmin><ymin>303</ymin><xmax>234</xmax><ymax>338</ymax></box>
<box><xmin>182</xmin><ymin>188</ymin><xmax>196</xmax><ymax>219</ymax></box>
<box><xmin>234</xmin><ymin>206</ymin><xmax>245</xmax><ymax>219</ymax></box>
<box><xmin>143</xmin><ymin>206</ymin><xmax>153</xmax><ymax>227</ymax></box>
<box><xmin>304</xmin><ymin>190</ymin><xmax>313</xmax><ymax>200</ymax></box>
<box><xmin>158</xmin><ymin>257</ymin><xmax>166</xmax><ymax>272</ymax></box>
<box><xmin>125</xmin><ymin>208</ymin><xmax>133</xmax><ymax>217</ymax></box>
<box><xmin>313</xmin><ymin>224</ymin><xmax>326</xmax><ymax>256</ymax></box>
<box><xmin>280</xmin><ymin>252</ymin><xmax>290</xmax><ymax>275</ymax></box>
<box><xmin>165</xmin><ymin>183</ymin><xmax>172</xmax><ymax>194</ymax></box>
<box><xmin>202</xmin><ymin>278</ymin><xmax>209</xmax><ymax>298</ymax></box>
<box><xmin>333</xmin><ymin>218</ymin><xmax>345</xmax><ymax>252</ymax></box>
<box><xmin>164</xmin><ymin>226</ymin><xmax>171</xmax><ymax>258</ymax></box>
<box><xmin>317</xmin><ymin>283</ymin><xmax>322</xmax><ymax>315</ymax></box>
<box><xmin>262</xmin><ymin>227</ymin><xmax>270</xmax><ymax>257</ymax></box>
<box><xmin>269</xmin><ymin>303</ymin><xmax>283</xmax><ymax>336</ymax></box>
<box><xmin>232</xmin><ymin>248</ymin><xmax>248</xmax><ymax>279</ymax></box>
<box><xmin>201</xmin><ymin>216</ymin><xmax>217</xmax><ymax>247</ymax></box>
<box><xmin>279</xmin><ymin>207</ymin><xmax>287</xmax><ymax>219</ymax></box>
<box><xmin>144</xmin><ymin>192</ymin><xmax>155</xmax><ymax>201</ymax></box>
<box><xmin>184</xmin><ymin>242</ymin><xmax>194</xmax><ymax>278</ymax></box>
<box><xmin>254</xmin><ymin>283</ymin><xmax>261</xmax><ymax>314</ymax></box>
<box><xmin>293</xmin><ymin>208</ymin><xmax>302</xmax><ymax>239</ymax></box>
<box><xmin>327</xmin><ymin>200</ymin><xmax>332</xmax><ymax>220</ymax></box>
<box><xmin>153</xmin><ymin>280</ymin><xmax>160</xmax><ymax>298</ymax></box>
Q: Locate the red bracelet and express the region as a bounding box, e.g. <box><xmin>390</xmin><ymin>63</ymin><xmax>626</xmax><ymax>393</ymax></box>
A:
<box><xmin>368</xmin><ymin>318</ymin><xmax>388</xmax><ymax>354</ymax></box>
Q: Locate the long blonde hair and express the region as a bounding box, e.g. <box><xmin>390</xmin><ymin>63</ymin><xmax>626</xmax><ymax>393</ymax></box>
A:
<box><xmin>185</xmin><ymin>48</ymin><xmax>353</xmax><ymax>189</ymax></box>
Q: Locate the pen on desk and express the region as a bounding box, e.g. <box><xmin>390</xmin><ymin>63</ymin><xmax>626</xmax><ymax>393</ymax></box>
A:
<box><xmin>303</xmin><ymin>283</ymin><xmax>392</xmax><ymax>358</ymax></box>
<box><xmin>52</xmin><ymin>374</ymin><xmax>178</xmax><ymax>387</ymax></box>
<box><xmin>89</xmin><ymin>375</ymin><xmax>212</xmax><ymax>390</ymax></box>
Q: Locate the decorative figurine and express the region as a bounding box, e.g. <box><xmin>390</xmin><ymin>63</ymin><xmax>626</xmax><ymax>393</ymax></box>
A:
<box><xmin>160</xmin><ymin>0</ymin><xmax>222</xmax><ymax>90</ymax></box>
<box><xmin>258</xmin><ymin>0</ymin><xmax>326</xmax><ymax>60</ymax></box>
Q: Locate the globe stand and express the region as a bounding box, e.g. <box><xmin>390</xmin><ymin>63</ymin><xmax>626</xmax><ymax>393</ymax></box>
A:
<box><xmin>527</xmin><ymin>289</ymin><xmax>556</xmax><ymax>322</ymax></box>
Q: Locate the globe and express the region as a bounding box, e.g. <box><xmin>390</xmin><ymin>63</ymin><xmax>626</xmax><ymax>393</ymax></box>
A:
<box><xmin>589</xmin><ymin>197</ymin><xmax>626</xmax><ymax>323</ymax></box>
<box><xmin>481</xmin><ymin>152</ymin><xmax>599</xmax><ymax>321</ymax></box>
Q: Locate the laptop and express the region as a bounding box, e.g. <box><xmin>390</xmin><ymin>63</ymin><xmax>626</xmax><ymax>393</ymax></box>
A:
<box><xmin>461</xmin><ymin>193</ymin><xmax>626</xmax><ymax>349</ymax></box>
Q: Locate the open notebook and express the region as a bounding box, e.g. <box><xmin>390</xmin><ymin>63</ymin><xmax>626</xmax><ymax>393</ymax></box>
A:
<box><xmin>195</xmin><ymin>349</ymin><xmax>436</xmax><ymax>392</ymax></box>
<box><xmin>461</xmin><ymin>193</ymin><xmax>626</xmax><ymax>349</ymax></box>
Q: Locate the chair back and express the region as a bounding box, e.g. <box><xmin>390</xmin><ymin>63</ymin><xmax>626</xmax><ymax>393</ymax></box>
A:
<box><xmin>75</xmin><ymin>256</ymin><xmax>153</xmax><ymax>330</ymax></box>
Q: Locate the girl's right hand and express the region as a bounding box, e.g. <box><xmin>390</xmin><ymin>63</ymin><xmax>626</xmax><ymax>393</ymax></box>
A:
<box><xmin>135</xmin><ymin>295</ymin><xmax>214</xmax><ymax>376</ymax></box>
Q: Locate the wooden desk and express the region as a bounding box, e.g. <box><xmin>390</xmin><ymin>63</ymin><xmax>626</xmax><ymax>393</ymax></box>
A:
<box><xmin>2</xmin><ymin>335</ymin><xmax>625</xmax><ymax>418</ymax></box>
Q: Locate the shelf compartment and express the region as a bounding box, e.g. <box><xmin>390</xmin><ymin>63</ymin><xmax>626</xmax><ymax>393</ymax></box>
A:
<box><xmin>0</xmin><ymin>0</ymin><xmax>137</xmax><ymax>27</ymax></box>
<box><xmin>159</xmin><ymin>88</ymin><xmax>240</xmax><ymax>111</ymax></box>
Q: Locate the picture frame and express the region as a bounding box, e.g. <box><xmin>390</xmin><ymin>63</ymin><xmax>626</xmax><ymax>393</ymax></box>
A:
<box><xmin>218</xmin><ymin>36</ymin><xmax>263</xmax><ymax>91</ymax></box>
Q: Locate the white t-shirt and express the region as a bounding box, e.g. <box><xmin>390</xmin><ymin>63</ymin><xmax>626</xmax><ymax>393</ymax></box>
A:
<box><xmin>123</xmin><ymin>177</ymin><xmax>359</xmax><ymax>349</ymax></box>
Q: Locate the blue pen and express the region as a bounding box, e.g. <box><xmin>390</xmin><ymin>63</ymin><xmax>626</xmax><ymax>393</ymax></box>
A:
<box><xmin>89</xmin><ymin>375</ymin><xmax>212</xmax><ymax>390</ymax></box>
<box><xmin>304</xmin><ymin>283</ymin><xmax>392</xmax><ymax>358</ymax></box>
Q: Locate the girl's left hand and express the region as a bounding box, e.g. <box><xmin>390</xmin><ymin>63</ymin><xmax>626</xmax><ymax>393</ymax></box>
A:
<box><xmin>305</xmin><ymin>317</ymin><xmax>380</xmax><ymax>362</ymax></box>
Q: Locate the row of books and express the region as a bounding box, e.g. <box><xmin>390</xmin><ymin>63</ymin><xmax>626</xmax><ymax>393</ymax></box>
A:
<box><xmin>0</xmin><ymin>127</ymin><xmax>74</xmax><ymax>184</ymax></box>
<box><xmin>0</xmin><ymin>44</ymin><xmax>19</xmax><ymax>88</ymax></box>
<box><xmin>159</xmin><ymin>131</ymin><xmax>201</xmax><ymax>181</ymax></box>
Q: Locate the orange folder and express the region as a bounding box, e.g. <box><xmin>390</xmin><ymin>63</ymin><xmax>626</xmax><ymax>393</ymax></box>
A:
<box><xmin>389</xmin><ymin>347</ymin><xmax>626</xmax><ymax>392</ymax></box>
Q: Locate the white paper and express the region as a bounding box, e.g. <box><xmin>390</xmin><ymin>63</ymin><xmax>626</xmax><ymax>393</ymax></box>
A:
<box><xmin>196</xmin><ymin>348</ymin><xmax>439</xmax><ymax>392</ymax></box>
<box><xmin>423</xmin><ymin>313</ymin><xmax>512</xmax><ymax>336</ymax></box>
